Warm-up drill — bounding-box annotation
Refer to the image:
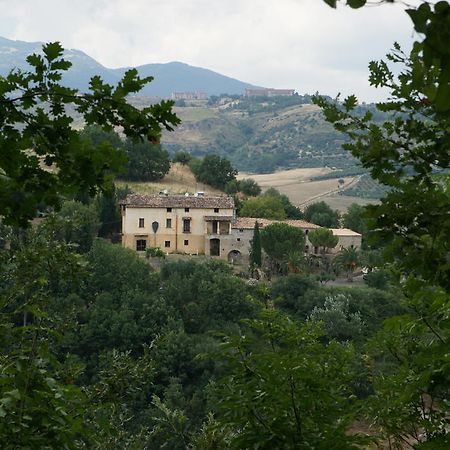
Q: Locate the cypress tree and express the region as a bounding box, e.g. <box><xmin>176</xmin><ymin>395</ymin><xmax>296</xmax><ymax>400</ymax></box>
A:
<box><xmin>250</xmin><ymin>221</ymin><xmax>262</xmax><ymax>268</ymax></box>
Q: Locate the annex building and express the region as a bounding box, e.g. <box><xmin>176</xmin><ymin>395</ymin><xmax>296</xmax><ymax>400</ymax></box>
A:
<box><xmin>121</xmin><ymin>194</ymin><xmax>362</xmax><ymax>262</ymax></box>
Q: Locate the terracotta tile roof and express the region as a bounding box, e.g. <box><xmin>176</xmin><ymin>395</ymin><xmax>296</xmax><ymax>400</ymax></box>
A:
<box><xmin>330</xmin><ymin>228</ymin><xmax>362</xmax><ymax>237</ymax></box>
<box><xmin>122</xmin><ymin>194</ymin><xmax>235</xmax><ymax>209</ymax></box>
<box><xmin>232</xmin><ymin>217</ymin><xmax>319</xmax><ymax>230</ymax></box>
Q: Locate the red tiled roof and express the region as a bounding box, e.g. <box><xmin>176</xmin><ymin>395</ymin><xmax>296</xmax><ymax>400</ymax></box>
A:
<box><xmin>232</xmin><ymin>217</ymin><xmax>319</xmax><ymax>230</ymax></box>
<box><xmin>122</xmin><ymin>194</ymin><xmax>235</xmax><ymax>209</ymax></box>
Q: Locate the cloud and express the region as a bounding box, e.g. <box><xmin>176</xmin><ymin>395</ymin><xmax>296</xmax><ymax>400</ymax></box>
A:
<box><xmin>0</xmin><ymin>0</ymin><xmax>416</xmax><ymax>101</ymax></box>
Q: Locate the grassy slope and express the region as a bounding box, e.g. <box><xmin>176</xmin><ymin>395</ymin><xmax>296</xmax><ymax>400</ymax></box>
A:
<box><xmin>117</xmin><ymin>163</ymin><xmax>224</xmax><ymax>196</ymax></box>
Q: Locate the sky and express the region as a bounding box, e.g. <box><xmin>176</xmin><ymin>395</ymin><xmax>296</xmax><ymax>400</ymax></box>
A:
<box><xmin>0</xmin><ymin>0</ymin><xmax>418</xmax><ymax>102</ymax></box>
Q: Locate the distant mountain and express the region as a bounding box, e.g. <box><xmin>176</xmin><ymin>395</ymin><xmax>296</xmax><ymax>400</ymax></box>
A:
<box><xmin>0</xmin><ymin>36</ymin><xmax>260</xmax><ymax>97</ymax></box>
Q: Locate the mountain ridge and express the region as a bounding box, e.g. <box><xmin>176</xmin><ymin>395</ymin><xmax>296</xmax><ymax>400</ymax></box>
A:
<box><xmin>0</xmin><ymin>36</ymin><xmax>261</xmax><ymax>96</ymax></box>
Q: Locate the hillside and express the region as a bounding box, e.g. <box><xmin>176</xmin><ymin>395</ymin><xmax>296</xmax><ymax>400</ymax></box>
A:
<box><xmin>162</xmin><ymin>95</ymin><xmax>370</xmax><ymax>174</ymax></box>
<box><xmin>117</xmin><ymin>163</ymin><xmax>224</xmax><ymax>196</ymax></box>
<box><xmin>0</xmin><ymin>36</ymin><xmax>259</xmax><ymax>96</ymax></box>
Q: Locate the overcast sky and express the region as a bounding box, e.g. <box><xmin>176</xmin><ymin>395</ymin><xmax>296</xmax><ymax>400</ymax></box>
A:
<box><xmin>0</xmin><ymin>0</ymin><xmax>418</xmax><ymax>102</ymax></box>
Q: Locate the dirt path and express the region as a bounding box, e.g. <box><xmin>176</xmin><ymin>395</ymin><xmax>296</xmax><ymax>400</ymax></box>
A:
<box><xmin>296</xmin><ymin>175</ymin><xmax>362</xmax><ymax>207</ymax></box>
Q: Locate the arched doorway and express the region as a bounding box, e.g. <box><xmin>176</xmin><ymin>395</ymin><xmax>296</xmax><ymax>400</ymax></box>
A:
<box><xmin>210</xmin><ymin>238</ymin><xmax>220</xmax><ymax>256</ymax></box>
<box><xmin>228</xmin><ymin>250</ymin><xmax>242</xmax><ymax>264</ymax></box>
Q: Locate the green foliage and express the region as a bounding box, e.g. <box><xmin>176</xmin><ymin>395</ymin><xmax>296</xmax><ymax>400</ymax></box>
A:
<box><xmin>121</xmin><ymin>140</ymin><xmax>171</xmax><ymax>181</ymax></box>
<box><xmin>264</xmin><ymin>187</ymin><xmax>303</xmax><ymax>219</ymax></box>
<box><xmin>191</xmin><ymin>154</ymin><xmax>238</xmax><ymax>189</ymax></box>
<box><xmin>238</xmin><ymin>178</ymin><xmax>262</xmax><ymax>196</ymax></box>
<box><xmin>304</xmin><ymin>201</ymin><xmax>340</xmax><ymax>227</ymax></box>
<box><xmin>211</xmin><ymin>310</ymin><xmax>367</xmax><ymax>449</ymax></box>
<box><xmin>85</xmin><ymin>239</ymin><xmax>158</xmax><ymax>297</ymax></box>
<box><xmin>172</xmin><ymin>150</ymin><xmax>192</xmax><ymax>165</ymax></box>
<box><xmin>146</xmin><ymin>247</ymin><xmax>166</xmax><ymax>258</ymax></box>
<box><xmin>95</xmin><ymin>184</ymin><xmax>128</xmax><ymax>239</ymax></box>
<box><xmin>319</xmin><ymin>2</ymin><xmax>450</xmax><ymax>446</ymax></box>
<box><xmin>363</xmin><ymin>269</ymin><xmax>390</xmax><ymax>290</ymax></box>
<box><xmin>309</xmin><ymin>294</ymin><xmax>364</xmax><ymax>343</ymax></box>
<box><xmin>342</xmin><ymin>203</ymin><xmax>368</xmax><ymax>235</ymax></box>
<box><xmin>0</xmin><ymin>226</ymin><xmax>90</xmax><ymax>449</ymax></box>
<box><xmin>308</xmin><ymin>227</ymin><xmax>339</xmax><ymax>253</ymax></box>
<box><xmin>56</xmin><ymin>200</ymin><xmax>100</xmax><ymax>253</ymax></box>
<box><xmin>271</xmin><ymin>273</ymin><xmax>319</xmax><ymax>316</ymax></box>
<box><xmin>249</xmin><ymin>221</ymin><xmax>262</xmax><ymax>268</ymax></box>
<box><xmin>260</xmin><ymin>222</ymin><xmax>306</xmax><ymax>267</ymax></box>
<box><xmin>0</xmin><ymin>42</ymin><xmax>179</xmax><ymax>227</ymax></box>
<box><xmin>239</xmin><ymin>195</ymin><xmax>286</xmax><ymax>219</ymax></box>
<box><xmin>159</xmin><ymin>260</ymin><xmax>260</xmax><ymax>334</ymax></box>
<box><xmin>80</xmin><ymin>124</ymin><xmax>123</xmax><ymax>149</ymax></box>
<box><xmin>334</xmin><ymin>247</ymin><xmax>359</xmax><ymax>281</ymax></box>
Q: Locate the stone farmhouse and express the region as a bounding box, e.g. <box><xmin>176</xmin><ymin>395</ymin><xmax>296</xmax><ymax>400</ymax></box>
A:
<box><xmin>120</xmin><ymin>194</ymin><xmax>362</xmax><ymax>262</ymax></box>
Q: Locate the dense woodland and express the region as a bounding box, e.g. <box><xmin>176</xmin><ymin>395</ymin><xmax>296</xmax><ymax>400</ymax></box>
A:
<box><xmin>0</xmin><ymin>0</ymin><xmax>449</xmax><ymax>449</ymax></box>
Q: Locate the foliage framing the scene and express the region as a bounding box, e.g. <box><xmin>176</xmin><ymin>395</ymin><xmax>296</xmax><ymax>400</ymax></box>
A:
<box><xmin>0</xmin><ymin>41</ymin><xmax>180</xmax><ymax>226</ymax></box>
<box><xmin>317</xmin><ymin>1</ymin><xmax>450</xmax><ymax>448</ymax></box>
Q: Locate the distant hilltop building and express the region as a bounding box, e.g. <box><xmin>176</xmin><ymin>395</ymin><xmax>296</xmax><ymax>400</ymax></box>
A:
<box><xmin>171</xmin><ymin>91</ymin><xmax>208</xmax><ymax>100</ymax></box>
<box><xmin>245</xmin><ymin>88</ymin><xmax>296</xmax><ymax>97</ymax></box>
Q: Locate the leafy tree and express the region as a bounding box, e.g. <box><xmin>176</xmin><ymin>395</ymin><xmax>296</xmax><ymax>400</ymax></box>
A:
<box><xmin>95</xmin><ymin>184</ymin><xmax>129</xmax><ymax>239</ymax></box>
<box><xmin>56</xmin><ymin>200</ymin><xmax>100</xmax><ymax>253</ymax></box>
<box><xmin>359</xmin><ymin>248</ymin><xmax>383</xmax><ymax>273</ymax></box>
<box><xmin>192</xmin><ymin>155</ymin><xmax>238</xmax><ymax>190</ymax></box>
<box><xmin>334</xmin><ymin>247</ymin><xmax>359</xmax><ymax>282</ymax></box>
<box><xmin>363</xmin><ymin>269</ymin><xmax>390</xmax><ymax>290</ymax></box>
<box><xmin>172</xmin><ymin>150</ymin><xmax>192</xmax><ymax>165</ymax></box>
<box><xmin>308</xmin><ymin>227</ymin><xmax>339</xmax><ymax>254</ymax></box>
<box><xmin>239</xmin><ymin>195</ymin><xmax>286</xmax><ymax>219</ymax></box>
<box><xmin>211</xmin><ymin>310</ymin><xmax>367</xmax><ymax>449</ymax></box>
<box><xmin>319</xmin><ymin>2</ymin><xmax>450</xmax><ymax>446</ymax></box>
<box><xmin>271</xmin><ymin>273</ymin><xmax>319</xmax><ymax>316</ymax></box>
<box><xmin>260</xmin><ymin>222</ymin><xmax>305</xmax><ymax>269</ymax></box>
<box><xmin>249</xmin><ymin>221</ymin><xmax>262</xmax><ymax>269</ymax></box>
<box><xmin>309</xmin><ymin>294</ymin><xmax>364</xmax><ymax>343</ymax></box>
<box><xmin>121</xmin><ymin>140</ymin><xmax>171</xmax><ymax>181</ymax></box>
<box><xmin>0</xmin><ymin>225</ymin><xmax>91</xmax><ymax>448</ymax></box>
<box><xmin>304</xmin><ymin>201</ymin><xmax>340</xmax><ymax>227</ymax></box>
<box><xmin>342</xmin><ymin>203</ymin><xmax>368</xmax><ymax>235</ymax></box>
<box><xmin>238</xmin><ymin>178</ymin><xmax>262</xmax><ymax>196</ymax></box>
<box><xmin>224</xmin><ymin>179</ymin><xmax>239</xmax><ymax>195</ymax></box>
<box><xmin>84</xmin><ymin>239</ymin><xmax>158</xmax><ymax>298</ymax></box>
<box><xmin>159</xmin><ymin>259</ymin><xmax>259</xmax><ymax>334</ymax></box>
<box><xmin>79</xmin><ymin>124</ymin><xmax>123</xmax><ymax>149</ymax></box>
<box><xmin>0</xmin><ymin>42</ymin><xmax>179</xmax><ymax>227</ymax></box>
<box><xmin>264</xmin><ymin>187</ymin><xmax>303</xmax><ymax>219</ymax></box>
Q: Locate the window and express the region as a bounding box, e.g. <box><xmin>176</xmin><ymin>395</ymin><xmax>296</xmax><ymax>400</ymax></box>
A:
<box><xmin>183</xmin><ymin>219</ymin><xmax>191</xmax><ymax>233</ymax></box>
<box><xmin>305</xmin><ymin>229</ymin><xmax>309</xmax><ymax>235</ymax></box>
<box><xmin>165</xmin><ymin>241</ymin><xmax>170</xmax><ymax>248</ymax></box>
<box><xmin>185</xmin><ymin>207</ymin><xmax>190</xmax><ymax>212</ymax></box>
<box><xmin>139</xmin><ymin>218</ymin><xmax>144</xmax><ymax>228</ymax></box>
<box><xmin>237</xmin><ymin>238</ymin><xmax>241</xmax><ymax>242</ymax></box>
<box><xmin>214</xmin><ymin>208</ymin><xmax>219</xmax><ymax>213</ymax></box>
<box><xmin>184</xmin><ymin>240</ymin><xmax>189</xmax><ymax>246</ymax></box>
<box><xmin>239</xmin><ymin>228</ymin><xmax>244</xmax><ymax>232</ymax></box>
<box><xmin>136</xmin><ymin>239</ymin><xmax>146</xmax><ymax>251</ymax></box>
<box><xmin>167</xmin><ymin>207</ymin><xmax>172</xmax><ymax>212</ymax></box>
<box><xmin>166</xmin><ymin>218</ymin><xmax>172</xmax><ymax>228</ymax></box>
